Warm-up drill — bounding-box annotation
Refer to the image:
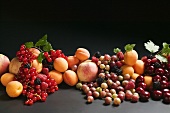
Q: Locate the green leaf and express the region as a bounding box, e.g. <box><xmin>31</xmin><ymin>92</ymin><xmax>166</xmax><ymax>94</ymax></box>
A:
<box><xmin>35</xmin><ymin>34</ymin><xmax>48</xmax><ymax>46</ymax></box>
<box><xmin>114</xmin><ymin>48</ymin><xmax>121</xmax><ymax>53</ymax></box>
<box><xmin>37</xmin><ymin>52</ymin><xmax>45</xmax><ymax>63</ymax></box>
<box><xmin>125</xmin><ymin>44</ymin><xmax>135</xmax><ymax>52</ymax></box>
<box><xmin>43</xmin><ymin>42</ymin><xmax>53</xmax><ymax>52</ymax></box>
<box><xmin>161</xmin><ymin>42</ymin><xmax>170</xmax><ymax>55</ymax></box>
<box><xmin>155</xmin><ymin>54</ymin><xmax>167</xmax><ymax>62</ymax></box>
<box><xmin>144</xmin><ymin>40</ymin><xmax>159</xmax><ymax>53</ymax></box>
<box><xmin>25</xmin><ymin>42</ymin><xmax>34</xmax><ymax>48</ymax></box>
<box><xmin>163</xmin><ymin>42</ymin><xmax>169</xmax><ymax>48</ymax></box>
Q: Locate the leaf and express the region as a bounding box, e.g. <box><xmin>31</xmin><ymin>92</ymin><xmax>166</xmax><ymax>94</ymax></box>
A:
<box><xmin>37</xmin><ymin>52</ymin><xmax>45</xmax><ymax>63</ymax></box>
<box><xmin>125</xmin><ymin>44</ymin><xmax>135</xmax><ymax>52</ymax></box>
<box><xmin>25</xmin><ymin>42</ymin><xmax>34</xmax><ymax>48</ymax></box>
<box><xmin>155</xmin><ymin>54</ymin><xmax>167</xmax><ymax>62</ymax></box>
<box><xmin>113</xmin><ymin>48</ymin><xmax>121</xmax><ymax>53</ymax></box>
<box><xmin>144</xmin><ymin>40</ymin><xmax>159</xmax><ymax>53</ymax></box>
<box><xmin>35</xmin><ymin>34</ymin><xmax>48</xmax><ymax>46</ymax></box>
<box><xmin>161</xmin><ymin>42</ymin><xmax>170</xmax><ymax>55</ymax></box>
<box><xmin>43</xmin><ymin>42</ymin><xmax>53</xmax><ymax>52</ymax></box>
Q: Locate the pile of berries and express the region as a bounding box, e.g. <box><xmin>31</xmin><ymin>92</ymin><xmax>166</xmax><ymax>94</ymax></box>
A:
<box><xmin>15</xmin><ymin>44</ymin><xmax>67</xmax><ymax>105</ymax></box>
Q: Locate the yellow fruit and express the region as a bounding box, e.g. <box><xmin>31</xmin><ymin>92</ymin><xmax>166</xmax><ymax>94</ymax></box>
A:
<box><xmin>1</xmin><ymin>73</ymin><xmax>15</xmax><ymax>86</ymax></box>
<box><xmin>53</xmin><ymin>57</ymin><xmax>68</xmax><ymax>72</ymax></box>
<box><xmin>49</xmin><ymin>70</ymin><xmax>63</xmax><ymax>84</ymax></box>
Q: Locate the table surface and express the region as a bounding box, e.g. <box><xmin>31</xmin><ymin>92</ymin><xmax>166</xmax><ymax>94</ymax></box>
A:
<box><xmin>0</xmin><ymin>22</ymin><xmax>170</xmax><ymax>113</ymax></box>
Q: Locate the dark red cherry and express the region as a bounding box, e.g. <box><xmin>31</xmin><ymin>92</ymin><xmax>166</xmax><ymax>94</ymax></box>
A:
<box><xmin>161</xmin><ymin>80</ymin><xmax>169</xmax><ymax>89</ymax></box>
<box><xmin>140</xmin><ymin>91</ymin><xmax>150</xmax><ymax>102</ymax></box>
<box><xmin>161</xmin><ymin>76</ymin><xmax>168</xmax><ymax>81</ymax></box>
<box><xmin>155</xmin><ymin>68</ymin><xmax>164</xmax><ymax>75</ymax></box>
<box><xmin>151</xmin><ymin>58</ymin><xmax>158</xmax><ymax>64</ymax></box>
<box><xmin>145</xmin><ymin>59</ymin><xmax>152</xmax><ymax>67</ymax></box>
<box><xmin>116</xmin><ymin>61</ymin><xmax>123</xmax><ymax>68</ymax></box>
<box><xmin>162</xmin><ymin>89</ymin><xmax>170</xmax><ymax>97</ymax></box>
<box><xmin>137</xmin><ymin>82</ymin><xmax>147</xmax><ymax>90</ymax></box>
<box><xmin>164</xmin><ymin>69</ymin><xmax>170</xmax><ymax>77</ymax></box>
<box><xmin>152</xmin><ymin>75</ymin><xmax>161</xmax><ymax>82</ymax></box>
<box><xmin>136</xmin><ymin>87</ymin><xmax>144</xmax><ymax>94</ymax></box>
<box><xmin>110</xmin><ymin>73</ymin><xmax>118</xmax><ymax>82</ymax></box>
<box><xmin>141</xmin><ymin>56</ymin><xmax>147</xmax><ymax>62</ymax></box>
<box><xmin>151</xmin><ymin>90</ymin><xmax>162</xmax><ymax>100</ymax></box>
<box><xmin>166</xmin><ymin>63</ymin><xmax>170</xmax><ymax>70</ymax></box>
<box><xmin>136</xmin><ymin>76</ymin><xmax>145</xmax><ymax>84</ymax></box>
<box><xmin>163</xmin><ymin>92</ymin><xmax>170</xmax><ymax>104</ymax></box>
<box><xmin>146</xmin><ymin>65</ymin><xmax>155</xmax><ymax>74</ymax></box>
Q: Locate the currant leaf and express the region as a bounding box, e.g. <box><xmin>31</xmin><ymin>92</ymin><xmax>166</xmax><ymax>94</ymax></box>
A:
<box><xmin>35</xmin><ymin>34</ymin><xmax>48</xmax><ymax>46</ymax></box>
<box><xmin>161</xmin><ymin>42</ymin><xmax>170</xmax><ymax>55</ymax></box>
<box><xmin>43</xmin><ymin>42</ymin><xmax>53</xmax><ymax>52</ymax></box>
<box><xmin>155</xmin><ymin>54</ymin><xmax>167</xmax><ymax>62</ymax></box>
<box><xmin>125</xmin><ymin>44</ymin><xmax>135</xmax><ymax>52</ymax></box>
<box><xmin>144</xmin><ymin>40</ymin><xmax>159</xmax><ymax>53</ymax></box>
<box><xmin>114</xmin><ymin>48</ymin><xmax>121</xmax><ymax>53</ymax></box>
<box><xmin>37</xmin><ymin>52</ymin><xmax>45</xmax><ymax>63</ymax></box>
<box><xmin>25</xmin><ymin>42</ymin><xmax>34</xmax><ymax>48</ymax></box>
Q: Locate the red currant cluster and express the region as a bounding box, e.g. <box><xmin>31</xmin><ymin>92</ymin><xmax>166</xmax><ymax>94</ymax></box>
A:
<box><xmin>15</xmin><ymin>45</ymin><xmax>59</xmax><ymax>105</ymax></box>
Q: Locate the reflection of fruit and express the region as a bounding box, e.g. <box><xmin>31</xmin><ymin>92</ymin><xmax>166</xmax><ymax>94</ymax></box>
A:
<box><xmin>63</xmin><ymin>70</ymin><xmax>78</xmax><ymax>86</ymax></box>
<box><xmin>77</xmin><ymin>61</ymin><xmax>98</xmax><ymax>82</ymax></box>
<box><xmin>0</xmin><ymin>54</ymin><xmax>10</xmax><ymax>76</ymax></box>
<box><xmin>49</xmin><ymin>70</ymin><xmax>63</xmax><ymax>84</ymax></box>
<box><xmin>0</xmin><ymin>73</ymin><xmax>15</xmax><ymax>86</ymax></box>
<box><xmin>6</xmin><ymin>81</ymin><xmax>23</xmax><ymax>98</ymax></box>
<box><xmin>29</xmin><ymin>48</ymin><xmax>40</xmax><ymax>58</ymax></box>
<box><xmin>53</xmin><ymin>57</ymin><xmax>68</xmax><ymax>72</ymax></box>
<box><xmin>75</xmin><ymin>48</ymin><xmax>90</xmax><ymax>61</ymax></box>
<box><xmin>9</xmin><ymin>57</ymin><xmax>22</xmax><ymax>75</ymax></box>
<box><xmin>133</xmin><ymin>60</ymin><xmax>144</xmax><ymax>74</ymax></box>
<box><xmin>67</xmin><ymin>56</ymin><xmax>79</xmax><ymax>69</ymax></box>
<box><xmin>32</xmin><ymin>59</ymin><xmax>43</xmax><ymax>73</ymax></box>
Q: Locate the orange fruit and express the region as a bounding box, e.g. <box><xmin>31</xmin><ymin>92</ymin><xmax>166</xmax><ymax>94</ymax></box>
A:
<box><xmin>131</xmin><ymin>73</ymin><xmax>140</xmax><ymax>80</ymax></box>
<box><xmin>144</xmin><ymin>75</ymin><xmax>153</xmax><ymax>88</ymax></box>
<box><xmin>67</xmin><ymin>56</ymin><xmax>79</xmax><ymax>68</ymax></box>
<box><xmin>121</xmin><ymin>65</ymin><xmax>134</xmax><ymax>77</ymax></box>
<box><xmin>32</xmin><ymin>59</ymin><xmax>43</xmax><ymax>73</ymax></box>
<box><xmin>133</xmin><ymin>60</ymin><xmax>144</xmax><ymax>74</ymax></box>
<box><xmin>49</xmin><ymin>70</ymin><xmax>63</xmax><ymax>84</ymax></box>
<box><xmin>75</xmin><ymin>48</ymin><xmax>90</xmax><ymax>61</ymax></box>
<box><xmin>63</xmin><ymin>70</ymin><xmax>78</xmax><ymax>86</ymax></box>
<box><xmin>53</xmin><ymin>57</ymin><xmax>68</xmax><ymax>72</ymax></box>
<box><xmin>0</xmin><ymin>73</ymin><xmax>15</xmax><ymax>86</ymax></box>
<box><xmin>124</xmin><ymin>50</ymin><xmax>138</xmax><ymax>66</ymax></box>
<box><xmin>6</xmin><ymin>81</ymin><xmax>23</xmax><ymax>98</ymax></box>
<box><xmin>29</xmin><ymin>48</ymin><xmax>40</xmax><ymax>58</ymax></box>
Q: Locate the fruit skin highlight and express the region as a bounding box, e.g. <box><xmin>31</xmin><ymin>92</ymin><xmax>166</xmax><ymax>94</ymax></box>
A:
<box><xmin>0</xmin><ymin>54</ymin><xmax>10</xmax><ymax>76</ymax></box>
<box><xmin>0</xmin><ymin>73</ymin><xmax>15</xmax><ymax>86</ymax></box>
<box><xmin>53</xmin><ymin>57</ymin><xmax>68</xmax><ymax>72</ymax></box>
<box><xmin>77</xmin><ymin>61</ymin><xmax>98</xmax><ymax>82</ymax></box>
<box><xmin>6</xmin><ymin>81</ymin><xmax>23</xmax><ymax>98</ymax></box>
<box><xmin>63</xmin><ymin>70</ymin><xmax>78</xmax><ymax>86</ymax></box>
<box><xmin>9</xmin><ymin>57</ymin><xmax>22</xmax><ymax>75</ymax></box>
<box><xmin>75</xmin><ymin>48</ymin><xmax>90</xmax><ymax>61</ymax></box>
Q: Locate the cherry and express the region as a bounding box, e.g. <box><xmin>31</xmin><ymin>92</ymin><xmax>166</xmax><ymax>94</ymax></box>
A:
<box><xmin>146</xmin><ymin>65</ymin><xmax>155</xmax><ymax>74</ymax></box>
<box><xmin>161</xmin><ymin>76</ymin><xmax>168</xmax><ymax>81</ymax></box>
<box><xmin>136</xmin><ymin>87</ymin><xmax>144</xmax><ymax>94</ymax></box>
<box><xmin>155</xmin><ymin>68</ymin><xmax>164</xmax><ymax>75</ymax></box>
<box><xmin>141</xmin><ymin>56</ymin><xmax>147</xmax><ymax>62</ymax></box>
<box><xmin>151</xmin><ymin>90</ymin><xmax>162</xmax><ymax>100</ymax></box>
<box><xmin>145</xmin><ymin>59</ymin><xmax>152</xmax><ymax>67</ymax></box>
<box><xmin>162</xmin><ymin>89</ymin><xmax>170</xmax><ymax>97</ymax></box>
<box><xmin>110</xmin><ymin>73</ymin><xmax>118</xmax><ymax>82</ymax></box>
<box><xmin>140</xmin><ymin>91</ymin><xmax>150</xmax><ymax>102</ymax></box>
<box><xmin>135</xmin><ymin>76</ymin><xmax>144</xmax><ymax>84</ymax></box>
<box><xmin>137</xmin><ymin>82</ymin><xmax>147</xmax><ymax>90</ymax></box>
<box><xmin>152</xmin><ymin>75</ymin><xmax>161</xmax><ymax>82</ymax></box>
<box><xmin>161</xmin><ymin>80</ymin><xmax>169</xmax><ymax>89</ymax></box>
<box><xmin>163</xmin><ymin>92</ymin><xmax>170</xmax><ymax>104</ymax></box>
<box><xmin>116</xmin><ymin>61</ymin><xmax>123</xmax><ymax>68</ymax></box>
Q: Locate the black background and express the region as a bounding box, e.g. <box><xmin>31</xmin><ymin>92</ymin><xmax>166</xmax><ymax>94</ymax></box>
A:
<box><xmin>0</xmin><ymin>1</ymin><xmax>170</xmax><ymax>113</ymax></box>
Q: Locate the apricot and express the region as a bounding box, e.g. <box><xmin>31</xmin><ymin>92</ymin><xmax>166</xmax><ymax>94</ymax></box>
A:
<box><xmin>133</xmin><ymin>60</ymin><xmax>144</xmax><ymax>74</ymax></box>
<box><xmin>77</xmin><ymin>61</ymin><xmax>98</xmax><ymax>82</ymax></box>
<box><xmin>29</xmin><ymin>48</ymin><xmax>41</xmax><ymax>58</ymax></box>
<box><xmin>49</xmin><ymin>70</ymin><xmax>63</xmax><ymax>84</ymax></box>
<box><xmin>0</xmin><ymin>73</ymin><xmax>15</xmax><ymax>86</ymax></box>
<box><xmin>144</xmin><ymin>75</ymin><xmax>153</xmax><ymax>88</ymax></box>
<box><xmin>9</xmin><ymin>57</ymin><xmax>22</xmax><ymax>75</ymax></box>
<box><xmin>67</xmin><ymin>56</ymin><xmax>80</xmax><ymax>69</ymax></box>
<box><xmin>6</xmin><ymin>81</ymin><xmax>23</xmax><ymax>98</ymax></box>
<box><xmin>63</xmin><ymin>70</ymin><xmax>78</xmax><ymax>86</ymax></box>
<box><xmin>75</xmin><ymin>48</ymin><xmax>90</xmax><ymax>61</ymax></box>
<box><xmin>121</xmin><ymin>65</ymin><xmax>134</xmax><ymax>77</ymax></box>
<box><xmin>32</xmin><ymin>59</ymin><xmax>43</xmax><ymax>73</ymax></box>
<box><xmin>53</xmin><ymin>57</ymin><xmax>68</xmax><ymax>72</ymax></box>
<box><xmin>131</xmin><ymin>73</ymin><xmax>140</xmax><ymax>80</ymax></box>
<box><xmin>124</xmin><ymin>50</ymin><xmax>138</xmax><ymax>66</ymax></box>
<box><xmin>0</xmin><ymin>54</ymin><xmax>10</xmax><ymax>76</ymax></box>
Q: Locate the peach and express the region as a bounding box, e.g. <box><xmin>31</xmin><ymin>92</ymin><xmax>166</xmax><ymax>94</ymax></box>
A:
<box><xmin>67</xmin><ymin>56</ymin><xmax>80</xmax><ymax>69</ymax></box>
<box><xmin>53</xmin><ymin>57</ymin><xmax>68</xmax><ymax>72</ymax></box>
<box><xmin>6</xmin><ymin>81</ymin><xmax>23</xmax><ymax>98</ymax></box>
<box><xmin>77</xmin><ymin>61</ymin><xmax>98</xmax><ymax>82</ymax></box>
<box><xmin>32</xmin><ymin>59</ymin><xmax>43</xmax><ymax>73</ymax></box>
<box><xmin>63</xmin><ymin>70</ymin><xmax>78</xmax><ymax>86</ymax></box>
<box><xmin>144</xmin><ymin>75</ymin><xmax>153</xmax><ymax>88</ymax></box>
<box><xmin>0</xmin><ymin>73</ymin><xmax>15</xmax><ymax>86</ymax></box>
<box><xmin>0</xmin><ymin>54</ymin><xmax>10</xmax><ymax>76</ymax></box>
<box><xmin>49</xmin><ymin>70</ymin><xmax>63</xmax><ymax>84</ymax></box>
<box><xmin>9</xmin><ymin>57</ymin><xmax>22</xmax><ymax>75</ymax></box>
<box><xmin>29</xmin><ymin>48</ymin><xmax>41</xmax><ymax>57</ymax></box>
<box><xmin>75</xmin><ymin>48</ymin><xmax>90</xmax><ymax>61</ymax></box>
